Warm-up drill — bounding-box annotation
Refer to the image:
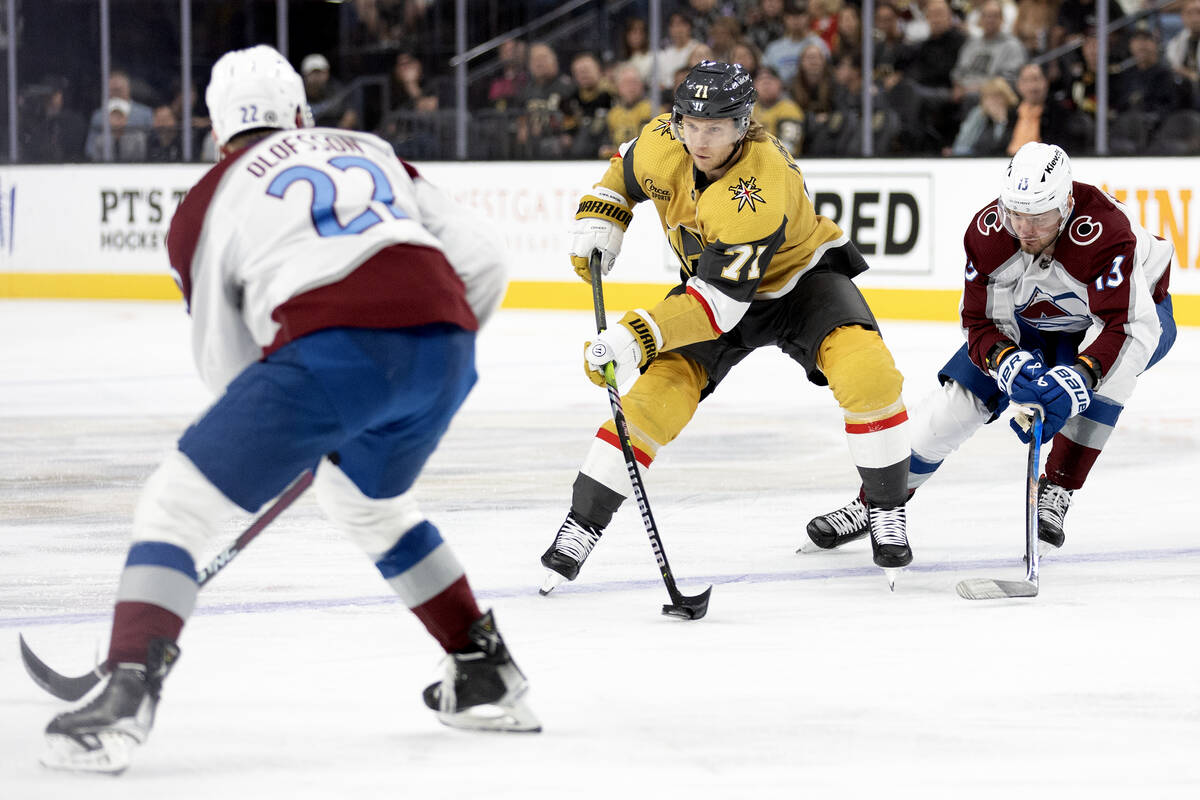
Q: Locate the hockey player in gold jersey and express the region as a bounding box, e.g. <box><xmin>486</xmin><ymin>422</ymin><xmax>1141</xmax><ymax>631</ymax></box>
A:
<box><xmin>539</xmin><ymin>60</ymin><xmax>913</xmax><ymax>591</ymax></box>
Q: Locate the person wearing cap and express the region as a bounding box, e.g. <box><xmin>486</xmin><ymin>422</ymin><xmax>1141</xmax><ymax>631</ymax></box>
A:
<box><xmin>85</xmin><ymin>69</ymin><xmax>154</xmax><ymax>161</ymax></box>
<box><xmin>538</xmin><ymin>60</ymin><xmax>914</xmax><ymax>592</ymax></box>
<box><xmin>808</xmin><ymin>142</ymin><xmax>1176</xmax><ymax>559</ymax></box>
<box><xmin>301</xmin><ymin>52</ymin><xmax>356</xmax><ymax>129</ymax></box>
<box><xmin>86</xmin><ymin>95</ymin><xmax>148</xmax><ymax>161</ymax></box>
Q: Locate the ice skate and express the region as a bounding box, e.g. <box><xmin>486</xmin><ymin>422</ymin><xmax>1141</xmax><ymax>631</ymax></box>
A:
<box><xmin>801</xmin><ymin>496</ymin><xmax>869</xmax><ymax>552</ymax></box>
<box><xmin>423</xmin><ymin>610</ymin><xmax>541</xmax><ymax>733</ymax></box>
<box><xmin>41</xmin><ymin>639</ymin><xmax>179</xmax><ymax>774</ymax></box>
<box><xmin>1037</xmin><ymin>477</ymin><xmax>1072</xmax><ymax>554</ymax></box>
<box><xmin>868</xmin><ymin>505</ymin><xmax>911</xmax><ymax>590</ymax></box>
<box><xmin>539</xmin><ymin>511</ymin><xmax>603</xmax><ymax>594</ymax></box>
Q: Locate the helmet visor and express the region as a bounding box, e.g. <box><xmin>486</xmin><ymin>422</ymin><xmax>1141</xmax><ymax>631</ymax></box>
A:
<box><xmin>998</xmin><ymin>202</ymin><xmax>1064</xmax><ymax>240</ymax></box>
<box><xmin>671</xmin><ymin>114</ymin><xmax>744</xmax><ymax>150</ymax></box>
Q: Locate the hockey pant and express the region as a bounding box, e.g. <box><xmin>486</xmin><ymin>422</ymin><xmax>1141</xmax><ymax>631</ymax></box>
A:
<box><xmin>570</xmin><ymin>324</ymin><xmax>910</xmax><ymax>528</ymax></box>
<box><xmin>107</xmin><ymin>326</ymin><xmax>483</xmax><ymax>667</ymax></box>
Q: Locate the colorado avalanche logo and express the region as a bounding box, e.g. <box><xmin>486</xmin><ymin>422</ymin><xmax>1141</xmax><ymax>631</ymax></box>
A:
<box><xmin>1068</xmin><ymin>215</ymin><xmax>1103</xmax><ymax>246</ymax></box>
<box><xmin>977</xmin><ymin>204</ymin><xmax>1003</xmax><ymax>236</ymax></box>
<box><xmin>1017</xmin><ymin>287</ymin><xmax>1091</xmax><ymax>331</ymax></box>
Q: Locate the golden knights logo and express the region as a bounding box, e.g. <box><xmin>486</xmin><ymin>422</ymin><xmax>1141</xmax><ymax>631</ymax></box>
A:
<box><xmin>729</xmin><ymin>176</ymin><xmax>765</xmax><ymax>212</ymax></box>
<box><xmin>652</xmin><ymin>118</ymin><xmax>674</xmax><ymax>138</ymax></box>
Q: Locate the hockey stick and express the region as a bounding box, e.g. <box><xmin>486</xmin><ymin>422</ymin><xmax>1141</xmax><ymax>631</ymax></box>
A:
<box><xmin>955</xmin><ymin>408</ymin><xmax>1042</xmax><ymax>600</ymax></box>
<box><xmin>20</xmin><ymin>468</ymin><xmax>316</xmax><ymax>701</ymax></box>
<box><xmin>589</xmin><ymin>251</ymin><xmax>712</xmax><ymax>620</ymax></box>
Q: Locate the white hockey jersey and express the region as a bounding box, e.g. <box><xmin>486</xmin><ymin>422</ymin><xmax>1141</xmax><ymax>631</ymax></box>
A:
<box><xmin>167</xmin><ymin>128</ymin><xmax>507</xmax><ymax>393</ymax></box>
<box><xmin>960</xmin><ymin>182</ymin><xmax>1173</xmax><ymax>404</ymax></box>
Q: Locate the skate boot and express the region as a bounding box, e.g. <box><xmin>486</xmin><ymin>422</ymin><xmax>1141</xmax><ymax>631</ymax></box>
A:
<box><xmin>423</xmin><ymin>610</ymin><xmax>541</xmax><ymax>733</ymax></box>
<box><xmin>1037</xmin><ymin>477</ymin><xmax>1072</xmax><ymax>552</ymax></box>
<box><xmin>42</xmin><ymin>638</ymin><xmax>180</xmax><ymax>774</ymax></box>
<box><xmin>868</xmin><ymin>504</ymin><xmax>911</xmax><ymax>590</ymax></box>
<box><xmin>802</xmin><ymin>496</ymin><xmax>869</xmax><ymax>551</ymax></box>
<box><xmin>539</xmin><ymin>511</ymin><xmax>603</xmax><ymax>594</ymax></box>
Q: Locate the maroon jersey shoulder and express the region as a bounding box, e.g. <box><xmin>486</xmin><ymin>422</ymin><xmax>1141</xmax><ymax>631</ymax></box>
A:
<box><xmin>962</xmin><ymin>198</ymin><xmax>1016</xmax><ymax>275</ymax></box>
<box><xmin>166</xmin><ymin>148</ymin><xmax>254</xmax><ymax>307</ymax></box>
<box><xmin>1049</xmin><ymin>182</ymin><xmax>1137</xmax><ymax>284</ymax></box>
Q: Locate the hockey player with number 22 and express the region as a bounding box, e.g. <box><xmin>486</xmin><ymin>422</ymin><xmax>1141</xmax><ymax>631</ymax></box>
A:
<box><xmin>41</xmin><ymin>45</ymin><xmax>540</xmax><ymax>775</ymax></box>
<box><xmin>539</xmin><ymin>60</ymin><xmax>913</xmax><ymax>592</ymax></box>
<box><xmin>808</xmin><ymin>142</ymin><xmax>1177</xmax><ymax>555</ymax></box>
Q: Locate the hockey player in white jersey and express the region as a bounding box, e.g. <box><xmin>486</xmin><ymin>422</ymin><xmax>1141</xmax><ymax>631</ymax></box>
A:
<box><xmin>41</xmin><ymin>45</ymin><xmax>539</xmax><ymax>775</ymax></box>
<box><xmin>806</xmin><ymin>142</ymin><xmax>1177</xmax><ymax>555</ymax></box>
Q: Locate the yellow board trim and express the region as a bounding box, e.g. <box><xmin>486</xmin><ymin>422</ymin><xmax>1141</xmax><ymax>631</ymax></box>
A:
<box><xmin>1</xmin><ymin>274</ymin><xmax>1197</xmax><ymax>326</ymax></box>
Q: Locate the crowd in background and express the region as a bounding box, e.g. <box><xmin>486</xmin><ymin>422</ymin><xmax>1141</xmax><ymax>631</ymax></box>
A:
<box><xmin>12</xmin><ymin>0</ymin><xmax>1200</xmax><ymax>163</ymax></box>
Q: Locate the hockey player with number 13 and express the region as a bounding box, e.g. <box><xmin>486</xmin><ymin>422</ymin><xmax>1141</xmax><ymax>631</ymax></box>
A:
<box><xmin>807</xmin><ymin>142</ymin><xmax>1176</xmax><ymax>555</ymax></box>
<box><xmin>539</xmin><ymin>60</ymin><xmax>914</xmax><ymax>591</ymax></box>
<box><xmin>40</xmin><ymin>45</ymin><xmax>539</xmax><ymax>775</ymax></box>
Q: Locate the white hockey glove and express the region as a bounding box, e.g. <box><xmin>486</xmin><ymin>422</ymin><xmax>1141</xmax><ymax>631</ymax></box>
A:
<box><xmin>570</xmin><ymin>186</ymin><xmax>632</xmax><ymax>282</ymax></box>
<box><xmin>583</xmin><ymin>310</ymin><xmax>663</xmax><ymax>388</ymax></box>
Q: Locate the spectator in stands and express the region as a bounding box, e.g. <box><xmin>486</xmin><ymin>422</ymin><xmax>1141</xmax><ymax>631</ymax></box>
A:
<box><xmin>687</xmin><ymin>0</ymin><xmax>726</xmax><ymax>43</ymax></box>
<box><xmin>764</xmin><ymin>1</ymin><xmax>830</xmax><ymax>84</ymax></box>
<box><xmin>1014</xmin><ymin>0</ymin><xmax>1059</xmax><ymax>55</ymax></box>
<box><xmin>964</xmin><ymin>0</ymin><xmax>1018</xmax><ymax>38</ymax></box>
<box><xmin>832</xmin><ymin>3</ymin><xmax>863</xmax><ymax>62</ymax></box>
<box><xmin>1113</xmin><ymin>27</ymin><xmax>1188</xmax><ymax>123</ymax></box>
<box><xmin>708</xmin><ymin>16</ymin><xmax>745</xmax><ymax>63</ymax></box>
<box><xmin>487</xmin><ymin>38</ymin><xmax>529</xmax><ymax>112</ymax></box>
<box><xmin>514</xmin><ymin>42</ymin><xmax>573</xmax><ymax>159</ymax></box>
<box><xmin>873</xmin><ymin>2</ymin><xmax>915</xmax><ymax>76</ymax></box>
<box><xmin>730</xmin><ymin>40</ymin><xmax>764</xmax><ymax>74</ymax></box>
<box><xmin>87</xmin><ymin>97</ymin><xmax>147</xmax><ymax>162</ymax></box>
<box><xmin>85</xmin><ymin>70</ymin><xmax>154</xmax><ymax>161</ymax></box>
<box><xmin>389</xmin><ymin>50</ymin><xmax>441</xmax><ymax>113</ymax></box>
<box><xmin>907</xmin><ymin>0</ymin><xmax>968</xmax><ymax>148</ymax></box>
<box><xmin>793</xmin><ymin>41</ymin><xmax>838</xmax><ymax>116</ymax></box>
<box><xmin>754</xmin><ymin>65</ymin><xmax>805</xmax><ymax>153</ymax></box>
<box><xmin>654</xmin><ymin>13</ymin><xmax>703</xmax><ymax>87</ymax></box>
<box><xmin>1166</xmin><ymin>0</ymin><xmax>1200</xmax><ymax>100</ymax></box>
<box><xmin>617</xmin><ymin>17</ymin><xmax>654</xmax><ymax>84</ymax></box>
<box><xmin>603</xmin><ymin>64</ymin><xmax>653</xmax><ymax>158</ymax></box>
<box><xmin>1060</xmin><ymin>32</ymin><xmax>1100</xmax><ymax>116</ymax></box>
<box><xmin>951</xmin><ymin>0</ymin><xmax>1026</xmax><ymax>102</ymax></box>
<box><xmin>18</xmin><ymin>75</ymin><xmax>86</xmax><ymax>163</ymax></box>
<box><xmin>146</xmin><ymin>104</ymin><xmax>182</xmax><ymax>162</ymax></box>
<box><xmin>302</xmin><ymin>54</ymin><xmax>358</xmax><ymax>129</ymax></box>
<box><xmin>809</xmin><ymin>0</ymin><xmax>842</xmax><ymax>52</ymax></box>
<box><xmin>746</xmin><ymin>0</ymin><xmax>788</xmax><ymax>54</ymax></box>
<box><xmin>1053</xmin><ymin>0</ymin><xmax>1126</xmax><ymax>49</ymax></box>
<box><xmin>562</xmin><ymin>52</ymin><xmax>614</xmax><ymax>159</ymax></box>
<box><xmin>949</xmin><ymin>74</ymin><xmax>1017</xmax><ymax>154</ymax></box>
<box><xmin>1007</xmin><ymin>60</ymin><xmax>1090</xmax><ymax>154</ymax></box>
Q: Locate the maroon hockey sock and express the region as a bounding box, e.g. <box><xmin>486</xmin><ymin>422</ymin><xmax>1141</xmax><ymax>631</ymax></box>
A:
<box><xmin>411</xmin><ymin>575</ymin><xmax>483</xmax><ymax>653</ymax></box>
<box><xmin>107</xmin><ymin>601</ymin><xmax>184</xmax><ymax>668</ymax></box>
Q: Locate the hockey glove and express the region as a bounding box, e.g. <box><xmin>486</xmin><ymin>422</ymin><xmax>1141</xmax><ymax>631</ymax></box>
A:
<box><xmin>570</xmin><ymin>187</ymin><xmax>632</xmax><ymax>282</ymax></box>
<box><xmin>1008</xmin><ymin>365</ymin><xmax>1092</xmax><ymax>443</ymax></box>
<box><xmin>992</xmin><ymin>346</ymin><xmax>1045</xmax><ymax>398</ymax></box>
<box><xmin>583</xmin><ymin>310</ymin><xmax>662</xmax><ymax>388</ymax></box>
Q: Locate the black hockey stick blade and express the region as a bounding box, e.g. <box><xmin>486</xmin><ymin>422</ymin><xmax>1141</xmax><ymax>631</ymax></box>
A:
<box><xmin>955</xmin><ymin>578</ymin><xmax>1038</xmax><ymax>600</ymax></box>
<box><xmin>662</xmin><ymin>584</ymin><xmax>713</xmax><ymax>620</ymax></box>
<box><xmin>18</xmin><ymin>634</ymin><xmax>105</xmax><ymax>701</ymax></box>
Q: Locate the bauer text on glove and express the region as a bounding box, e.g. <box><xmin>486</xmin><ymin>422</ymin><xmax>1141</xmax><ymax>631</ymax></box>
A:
<box><xmin>570</xmin><ymin>186</ymin><xmax>632</xmax><ymax>281</ymax></box>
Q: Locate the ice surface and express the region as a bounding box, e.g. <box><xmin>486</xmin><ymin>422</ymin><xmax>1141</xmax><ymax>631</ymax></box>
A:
<box><xmin>1</xmin><ymin>300</ymin><xmax>1197</xmax><ymax>798</ymax></box>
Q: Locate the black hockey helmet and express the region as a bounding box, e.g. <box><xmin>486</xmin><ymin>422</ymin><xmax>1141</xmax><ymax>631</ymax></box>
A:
<box><xmin>671</xmin><ymin>60</ymin><xmax>757</xmax><ymax>141</ymax></box>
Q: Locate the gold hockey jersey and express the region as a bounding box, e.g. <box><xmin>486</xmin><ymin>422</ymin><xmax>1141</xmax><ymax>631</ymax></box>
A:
<box><xmin>594</xmin><ymin>113</ymin><xmax>846</xmax><ymax>350</ymax></box>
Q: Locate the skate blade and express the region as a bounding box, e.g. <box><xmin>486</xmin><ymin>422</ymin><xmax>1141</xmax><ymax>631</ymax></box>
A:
<box><xmin>435</xmin><ymin>690</ymin><xmax>542</xmax><ymax>733</ymax></box>
<box><xmin>1037</xmin><ymin>540</ymin><xmax>1060</xmax><ymax>558</ymax></box>
<box><xmin>538</xmin><ymin>570</ymin><xmax>567</xmax><ymax>596</ymax></box>
<box><xmin>881</xmin><ymin>567</ymin><xmax>901</xmax><ymax>591</ymax></box>
<box><xmin>41</xmin><ymin>731</ymin><xmax>137</xmax><ymax>775</ymax></box>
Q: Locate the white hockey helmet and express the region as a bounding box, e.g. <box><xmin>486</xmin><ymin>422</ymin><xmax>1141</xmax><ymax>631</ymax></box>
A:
<box><xmin>206</xmin><ymin>45</ymin><xmax>312</xmax><ymax>148</ymax></box>
<box><xmin>998</xmin><ymin>142</ymin><xmax>1074</xmax><ymax>237</ymax></box>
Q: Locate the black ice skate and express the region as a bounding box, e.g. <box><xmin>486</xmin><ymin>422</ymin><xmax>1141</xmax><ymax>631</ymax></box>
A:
<box><xmin>41</xmin><ymin>638</ymin><xmax>180</xmax><ymax>774</ymax></box>
<box><xmin>868</xmin><ymin>504</ymin><xmax>911</xmax><ymax>590</ymax></box>
<box><xmin>423</xmin><ymin>610</ymin><xmax>541</xmax><ymax>733</ymax></box>
<box><xmin>802</xmin><ymin>496</ymin><xmax>869</xmax><ymax>552</ymax></box>
<box><xmin>539</xmin><ymin>510</ymin><xmax>603</xmax><ymax>594</ymax></box>
<box><xmin>1037</xmin><ymin>477</ymin><xmax>1072</xmax><ymax>552</ymax></box>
